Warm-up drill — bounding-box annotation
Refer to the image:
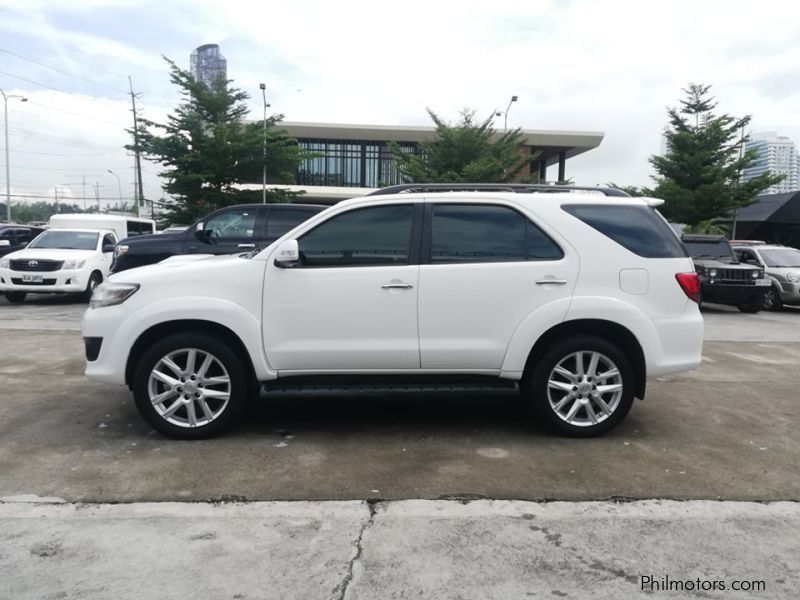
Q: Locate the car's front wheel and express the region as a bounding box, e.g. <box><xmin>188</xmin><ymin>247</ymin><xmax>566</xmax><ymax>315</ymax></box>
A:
<box><xmin>133</xmin><ymin>333</ymin><xmax>248</xmax><ymax>439</ymax></box>
<box><xmin>80</xmin><ymin>272</ymin><xmax>102</xmax><ymax>302</ymax></box>
<box><xmin>526</xmin><ymin>335</ymin><xmax>635</xmax><ymax>437</ymax></box>
<box><xmin>763</xmin><ymin>287</ymin><xmax>783</xmax><ymax>311</ymax></box>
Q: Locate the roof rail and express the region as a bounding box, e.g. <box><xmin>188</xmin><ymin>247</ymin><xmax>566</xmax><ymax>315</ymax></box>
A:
<box><xmin>366</xmin><ymin>183</ymin><xmax>631</xmax><ymax>197</ymax></box>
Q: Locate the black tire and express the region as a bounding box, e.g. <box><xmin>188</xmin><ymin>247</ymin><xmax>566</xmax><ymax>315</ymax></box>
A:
<box><xmin>81</xmin><ymin>271</ymin><xmax>103</xmax><ymax>302</ymax></box>
<box><xmin>763</xmin><ymin>287</ymin><xmax>783</xmax><ymax>312</ymax></box>
<box><xmin>737</xmin><ymin>295</ymin><xmax>764</xmax><ymax>313</ymax></box>
<box><xmin>3</xmin><ymin>291</ymin><xmax>26</xmax><ymax>304</ymax></box>
<box><xmin>133</xmin><ymin>332</ymin><xmax>249</xmax><ymax>439</ymax></box>
<box><xmin>524</xmin><ymin>335</ymin><xmax>636</xmax><ymax>437</ymax></box>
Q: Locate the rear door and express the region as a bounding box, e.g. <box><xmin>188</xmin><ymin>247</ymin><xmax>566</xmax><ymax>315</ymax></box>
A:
<box><xmin>418</xmin><ymin>202</ymin><xmax>577</xmax><ymax>370</ymax></box>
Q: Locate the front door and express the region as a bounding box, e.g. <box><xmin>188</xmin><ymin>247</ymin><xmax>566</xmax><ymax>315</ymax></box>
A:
<box><xmin>187</xmin><ymin>206</ymin><xmax>264</xmax><ymax>255</ymax></box>
<box><xmin>418</xmin><ymin>202</ymin><xmax>578</xmax><ymax>370</ymax></box>
<box><xmin>262</xmin><ymin>204</ymin><xmax>421</xmax><ymax>371</ymax></box>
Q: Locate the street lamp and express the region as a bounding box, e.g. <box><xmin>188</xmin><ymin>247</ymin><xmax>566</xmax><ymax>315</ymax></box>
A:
<box><xmin>107</xmin><ymin>169</ymin><xmax>123</xmax><ymax>207</ymax></box>
<box><xmin>504</xmin><ymin>95</ymin><xmax>518</xmax><ymax>131</ymax></box>
<box><xmin>259</xmin><ymin>83</ymin><xmax>270</xmax><ymax>204</ymax></box>
<box><xmin>1</xmin><ymin>88</ymin><xmax>28</xmax><ymax>223</ymax></box>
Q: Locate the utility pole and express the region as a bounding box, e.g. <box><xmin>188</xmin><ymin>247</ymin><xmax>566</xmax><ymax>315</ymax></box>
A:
<box><xmin>94</xmin><ymin>182</ymin><xmax>102</xmax><ymax>213</ymax></box>
<box><xmin>54</xmin><ymin>186</ymin><xmax>58</xmax><ymax>213</ymax></box>
<box><xmin>259</xmin><ymin>83</ymin><xmax>269</xmax><ymax>204</ymax></box>
<box><xmin>81</xmin><ymin>176</ymin><xmax>87</xmax><ymax>212</ymax></box>
<box><xmin>129</xmin><ymin>76</ymin><xmax>144</xmax><ymax>217</ymax></box>
<box><xmin>732</xmin><ymin>126</ymin><xmax>746</xmax><ymax>240</ymax></box>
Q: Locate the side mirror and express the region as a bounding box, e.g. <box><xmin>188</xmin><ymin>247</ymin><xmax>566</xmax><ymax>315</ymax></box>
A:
<box><xmin>194</xmin><ymin>229</ymin><xmax>218</xmax><ymax>245</ymax></box>
<box><xmin>103</xmin><ymin>244</ymin><xmax>115</xmax><ymax>253</ymax></box>
<box><xmin>274</xmin><ymin>240</ymin><xmax>299</xmax><ymax>268</ymax></box>
<box><xmin>0</xmin><ymin>240</ymin><xmax>10</xmax><ymax>247</ymax></box>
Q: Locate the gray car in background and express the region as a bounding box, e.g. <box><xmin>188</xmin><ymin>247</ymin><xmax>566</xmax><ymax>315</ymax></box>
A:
<box><xmin>732</xmin><ymin>242</ymin><xmax>800</xmax><ymax>310</ymax></box>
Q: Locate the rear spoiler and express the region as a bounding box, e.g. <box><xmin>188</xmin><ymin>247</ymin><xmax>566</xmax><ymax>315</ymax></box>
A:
<box><xmin>640</xmin><ymin>196</ymin><xmax>665</xmax><ymax>207</ymax></box>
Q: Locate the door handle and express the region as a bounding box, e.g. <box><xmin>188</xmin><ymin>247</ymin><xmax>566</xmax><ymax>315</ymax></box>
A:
<box><xmin>381</xmin><ymin>283</ymin><xmax>414</xmax><ymax>289</ymax></box>
<box><xmin>238</xmin><ymin>243</ymin><xmax>256</xmax><ymax>249</ymax></box>
<box><xmin>535</xmin><ymin>278</ymin><xmax>568</xmax><ymax>285</ymax></box>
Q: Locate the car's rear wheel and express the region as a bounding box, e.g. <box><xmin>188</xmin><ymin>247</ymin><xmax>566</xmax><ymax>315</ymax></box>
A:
<box><xmin>4</xmin><ymin>291</ymin><xmax>26</xmax><ymax>304</ymax></box>
<box><xmin>525</xmin><ymin>335</ymin><xmax>635</xmax><ymax>437</ymax></box>
<box><xmin>763</xmin><ymin>287</ymin><xmax>783</xmax><ymax>311</ymax></box>
<box><xmin>133</xmin><ymin>333</ymin><xmax>248</xmax><ymax>439</ymax></box>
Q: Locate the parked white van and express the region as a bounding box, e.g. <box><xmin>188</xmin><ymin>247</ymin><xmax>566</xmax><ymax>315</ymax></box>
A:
<box><xmin>48</xmin><ymin>214</ymin><xmax>155</xmax><ymax>241</ymax></box>
<box><xmin>0</xmin><ymin>228</ymin><xmax>118</xmax><ymax>303</ymax></box>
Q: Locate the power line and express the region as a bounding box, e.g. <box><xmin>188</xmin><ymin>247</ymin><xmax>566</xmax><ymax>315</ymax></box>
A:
<box><xmin>23</xmin><ymin>100</ymin><xmax>126</xmax><ymax>127</ymax></box>
<box><xmin>0</xmin><ymin>68</ymin><xmax>129</xmax><ymax>113</ymax></box>
<box><xmin>4</xmin><ymin>192</ymin><xmax>136</xmax><ymax>200</ymax></box>
<box><xmin>1</xmin><ymin>126</ymin><xmax>122</xmax><ymax>150</ymax></box>
<box><xmin>1</xmin><ymin>164</ymin><xmax>133</xmax><ymax>172</ymax></box>
<box><xmin>9</xmin><ymin>149</ymin><xmax>128</xmax><ymax>158</ymax></box>
<box><xmin>0</xmin><ymin>48</ymin><xmax>129</xmax><ymax>96</ymax></box>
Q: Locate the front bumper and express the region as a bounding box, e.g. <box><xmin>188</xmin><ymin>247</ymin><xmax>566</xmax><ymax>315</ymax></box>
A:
<box><xmin>82</xmin><ymin>303</ymin><xmax>143</xmax><ymax>385</ymax></box>
<box><xmin>0</xmin><ymin>268</ymin><xmax>89</xmax><ymax>293</ymax></box>
<box><xmin>778</xmin><ymin>281</ymin><xmax>800</xmax><ymax>305</ymax></box>
<box><xmin>700</xmin><ymin>283</ymin><xmax>770</xmax><ymax>305</ymax></box>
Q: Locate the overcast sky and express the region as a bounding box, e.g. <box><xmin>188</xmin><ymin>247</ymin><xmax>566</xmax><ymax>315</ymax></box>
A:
<box><xmin>1</xmin><ymin>0</ymin><xmax>799</xmax><ymax>209</ymax></box>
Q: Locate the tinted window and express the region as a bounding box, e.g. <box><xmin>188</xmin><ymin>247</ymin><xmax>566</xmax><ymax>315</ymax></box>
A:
<box><xmin>15</xmin><ymin>229</ymin><xmax>35</xmax><ymax>244</ymax></box>
<box><xmin>127</xmin><ymin>221</ymin><xmax>155</xmax><ymax>237</ymax></box>
<box><xmin>299</xmin><ymin>205</ymin><xmax>414</xmax><ymax>267</ymax></box>
<box><xmin>0</xmin><ymin>228</ymin><xmax>13</xmax><ymax>241</ymax></box>
<box><xmin>102</xmin><ymin>233</ymin><xmax>117</xmax><ymax>248</ymax></box>
<box><xmin>266</xmin><ymin>207</ymin><xmax>322</xmax><ymax>240</ymax></box>
<box><xmin>683</xmin><ymin>239</ymin><xmax>734</xmax><ymax>261</ymax></box>
<box><xmin>431</xmin><ymin>204</ymin><xmax>563</xmax><ymax>263</ymax></box>
<box><xmin>205</xmin><ymin>209</ymin><xmax>257</xmax><ymax>240</ymax></box>
<box><xmin>564</xmin><ymin>205</ymin><xmax>687</xmax><ymax>258</ymax></box>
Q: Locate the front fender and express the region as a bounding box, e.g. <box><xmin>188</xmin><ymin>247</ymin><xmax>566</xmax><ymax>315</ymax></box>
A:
<box><xmin>133</xmin><ymin>296</ymin><xmax>275</xmax><ymax>380</ymax></box>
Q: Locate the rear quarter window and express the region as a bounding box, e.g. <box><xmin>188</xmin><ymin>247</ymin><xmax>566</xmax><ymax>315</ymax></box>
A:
<box><xmin>563</xmin><ymin>204</ymin><xmax>687</xmax><ymax>258</ymax></box>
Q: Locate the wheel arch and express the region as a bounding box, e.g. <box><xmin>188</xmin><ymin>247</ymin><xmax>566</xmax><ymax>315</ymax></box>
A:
<box><xmin>522</xmin><ymin>319</ymin><xmax>647</xmax><ymax>399</ymax></box>
<box><xmin>125</xmin><ymin>319</ymin><xmax>257</xmax><ymax>391</ymax></box>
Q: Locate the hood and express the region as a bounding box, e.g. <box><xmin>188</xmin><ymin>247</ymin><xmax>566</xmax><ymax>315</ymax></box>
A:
<box><xmin>4</xmin><ymin>247</ymin><xmax>97</xmax><ymax>262</ymax></box>
<box><xmin>109</xmin><ymin>253</ymin><xmax>245</xmax><ymax>282</ymax></box>
<box><xmin>118</xmin><ymin>232</ymin><xmax>186</xmax><ymax>245</ymax></box>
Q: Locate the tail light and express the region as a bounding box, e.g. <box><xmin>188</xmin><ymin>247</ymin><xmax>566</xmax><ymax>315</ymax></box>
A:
<box><xmin>675</xmin><ymin>272</ymin><xmax>701</xmax><ymax>303</ymax></box>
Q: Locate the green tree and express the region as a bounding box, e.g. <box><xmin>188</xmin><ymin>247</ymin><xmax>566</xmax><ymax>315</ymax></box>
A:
<box><xmin>606</xmin><ymin>183</ymin><xmax>646</xmax><ymax>197</ymax></box>
<box><xmin>9</xmin><ymin>201</ymin><xmax>85</xmax><ymax>224</ymax></box>
<box><xmin>389</xmin><ymin>109</ymin><xmax>537</xmax><ymax>183</ymax></box>
<box><xmin>132</xmin><ymin>58</ymin><xmax>304</xmax><ymax>224</ymax></box>
<box><xmin>650</xmin><ymin>83</ymin><xmax>783</xmax><ymax>226</ymax></box>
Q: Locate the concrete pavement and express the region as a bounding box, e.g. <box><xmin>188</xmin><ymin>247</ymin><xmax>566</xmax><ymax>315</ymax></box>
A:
<box><xmin>0</xmin><ymin>498</ymin><xmax>797</xmax><ymax>600</ymax></box>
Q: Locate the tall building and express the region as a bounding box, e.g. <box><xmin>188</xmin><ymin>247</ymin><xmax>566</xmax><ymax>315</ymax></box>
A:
<box><xmin>190</xmin><ymin>44</ymin><xmax>227</xmax><ymax>86</ymax></box>
<box><xmin>742</xmin><ymin>131</ymin><xmax>799</xmax><ymax>194</ymax></box>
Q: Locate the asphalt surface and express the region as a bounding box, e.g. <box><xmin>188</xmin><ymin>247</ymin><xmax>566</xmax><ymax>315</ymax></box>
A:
<box><xmin>0</xmin><ymin>297</ymin><xmax>798</xmax><ymax>503</ymax></box>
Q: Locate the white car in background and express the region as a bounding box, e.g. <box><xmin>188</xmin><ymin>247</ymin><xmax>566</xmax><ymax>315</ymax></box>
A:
<box><xmin>0</xmin><ymin>228</ymin><xmax>117</xmax><ymax>303</ymax></box>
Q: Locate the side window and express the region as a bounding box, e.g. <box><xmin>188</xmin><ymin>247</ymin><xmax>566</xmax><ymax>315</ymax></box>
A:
<box><xmin>431</xmin><ymin>204</ymin><xmax>563</xmax><ymax>264</ymax></box>
<box><xmin>205</xmin><ymin>209</ymin><xmax>257</xmax><ymax>240</ymax></box>
<box><xmin>266</xmin><ymin>207</ymin><xmax>319</xmax><ymax>241</ymax></box>
<box><xmin>0</xmin><ymin>229</ymin><xmax>13</xmax><ymax>242</ymax></box>
<box><xmin>15</xmin><ymin>229</ymin><xmax>33</xmax><ymax>245</ymax></box>
<box><xmin>736</xmin><ymin>249</ymin><xmax>759</xmax><ymax>265</ymax></box>
<box><xmin>563</xmin><ymin>204</ymin><xmax>687</xmax><ymax>258</ymax></box>
<box><xmin>102</xmin><ymin>233</ymin><xmax>116</xmax><ymax>248</ymax></box>
<box><xmin>298</xmin><ymin>205</ymin><xmax>414</xmax><ymax>267</ymax></box>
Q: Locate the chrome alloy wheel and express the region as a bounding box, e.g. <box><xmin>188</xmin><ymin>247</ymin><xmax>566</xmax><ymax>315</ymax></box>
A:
<box><xmin>147</xmin><ymin>348</ymin><xmax>231</xmax><ymax>428</ymax></box>
<box><xmin>546</xmin><ymin>351</ymin><xmax>623</xmax><ymax>427</ymax></box>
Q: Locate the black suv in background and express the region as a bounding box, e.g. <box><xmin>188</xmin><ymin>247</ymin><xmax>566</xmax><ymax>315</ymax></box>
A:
<box><xmin>681</xmin><ymin>234</ymin><xmax>770</xmax><ymax>313</ymax></box>
<box><xmin>0</xmin><ymin>224</ymin><xmax>46</xmax><ymax>258</ymax></box>
<box><xmin>112</xmin><ymin>203</ymin><xmax>326</xmax><ymax>273</ymax></box>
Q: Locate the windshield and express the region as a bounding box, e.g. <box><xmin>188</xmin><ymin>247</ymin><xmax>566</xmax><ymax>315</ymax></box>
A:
<box><xmin>759</xmin><ymin>248</ymin><xmax>800</xmax><ymax>268</ymax></box>
<box><xmin>28</xmin><ymin>231</ymin><xmax>99</xmax><ymax>250</ymax></box>
<box><xmin>684</xmin><ymin>240</ymin><xmax>735</xmax><ymax>261</ymax></box>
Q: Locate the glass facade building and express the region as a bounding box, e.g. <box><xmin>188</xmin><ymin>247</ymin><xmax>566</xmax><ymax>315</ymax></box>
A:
<box><xmin>296</xmin><ymin>140</ymin><xmax>417</xmax><ymax>188</ymax></box>
<box><xmin>190</xmin><ymin>44</ymin><xmax>227</xmax><ymax>87</ymax></box>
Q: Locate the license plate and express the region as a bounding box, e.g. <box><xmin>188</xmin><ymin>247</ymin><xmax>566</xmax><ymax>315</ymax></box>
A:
<box><xmin>756</xmin><ymin>279</ymin><xmax>770</xmax><ymax>286</ymax></box>
<box><xmin>21</xmin><ymin>274</ymin><xmax>43</xmax><ymax>283</ymax></box>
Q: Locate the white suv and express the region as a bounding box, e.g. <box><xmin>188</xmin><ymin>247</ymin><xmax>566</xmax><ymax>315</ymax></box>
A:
<box><xmin>82</xmin><ymin>185</ymin><xmax>704</xmax><ymax>439</ymax></box>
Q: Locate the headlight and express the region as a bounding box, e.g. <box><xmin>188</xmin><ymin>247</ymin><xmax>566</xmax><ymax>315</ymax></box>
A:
<box><xmin>61</xmin><ymin>259</ymin><xmax>86</xmax><ymax>270</ymax></box>
<box><xmin>788</xmin><ymin>272</ymin><xmax>800</xmax><ymax>283</ymax></box>
<box><xmin>89</xmin><ymin>282</ymin><xmax>140</xmax><ymax>308</ymax></box>
<box><xmin>708</xmin><ymin>268</ymin><xmax>717</xmax><ymax>277</ymax></box>
<box><xmin>0</xmin><ymin>258</ymin><xmax>8</xmax><ymax>268</ymax></box>
<box><xmin>751</xmin><ymin>270</ymin><xmax>760</xmax><ymax>279</ymax></box>
<box><xmin>115</xmin><ymin>245</ymin><xmax>129</xmax><ymax>256</ymax></box>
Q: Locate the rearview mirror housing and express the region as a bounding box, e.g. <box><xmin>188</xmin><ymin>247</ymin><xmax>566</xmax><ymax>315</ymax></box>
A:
<box><xmin>273</xmin><ymin>240</ymin><xmax>299</xmax><ymax>268</ymax></box>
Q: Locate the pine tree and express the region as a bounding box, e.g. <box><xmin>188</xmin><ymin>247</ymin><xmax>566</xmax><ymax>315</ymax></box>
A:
<box><xmin>650</xmin><ymin>83</ymin><xmax>783</xmax><ymax>226</ymax></box>
<box><xmin>389</xmin><ymin>109</ymin><xmax>537</xmax><ymax>183</ymax></box>
<box><xmin>131</xmin><ymin>58</ymin><xmax>303</xmax><ymax>224</ymax></box>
